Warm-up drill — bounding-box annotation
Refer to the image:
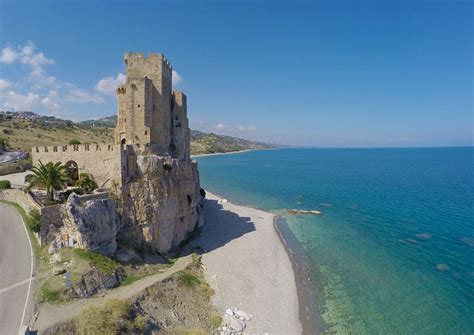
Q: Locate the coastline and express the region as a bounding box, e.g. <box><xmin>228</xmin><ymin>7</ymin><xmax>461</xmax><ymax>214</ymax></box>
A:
<box><xmin>274</xmin><ymin>216</ymin><xmax>322</xmax><ymax>334</ymax></box>
<box><xmin>191</xmin><ymin>149</ymin><xmax>254</xmax><ymax>158</ymax></box>
<box><xmin>191</xmin><ymin>191</ymin><xmax>302</xmax><ymax>333</ymax></box>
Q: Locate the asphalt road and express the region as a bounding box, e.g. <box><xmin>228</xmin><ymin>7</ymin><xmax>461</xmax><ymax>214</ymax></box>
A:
<box><xmin>0</xmin><ymin>203</ymin><xmax>34</xmax><ymax>335</ymax></box>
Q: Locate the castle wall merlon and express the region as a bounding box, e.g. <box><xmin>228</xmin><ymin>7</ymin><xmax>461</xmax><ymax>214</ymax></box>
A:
<box><xmin>33</xmin><ymin>144</ymin><xmax>122</xmax><ymax>154</ymax></box>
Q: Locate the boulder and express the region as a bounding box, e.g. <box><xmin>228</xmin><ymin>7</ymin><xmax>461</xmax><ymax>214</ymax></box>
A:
<box><xmin>48</xmin><ymin>235</ymin><xmax>63</xmax><ymax>255</ymax></box>
<box><xmin>223</xmin><ymin>314</ymin><xmax>245</xmax><ymax>332</ymax></box>
<box><xmin>52</xmin><ymin>266</ymin><xmax>66</xmax><ymax>275</ymax></box>
<box><xmin>61</xmin><ymin>193</ymin><xmax>119</xmax><ymax>256</ymax></box>
<box><xmin>72</xmin><ymin>267</ymin><xmax>124</xmax><ymax>298</ymax></box>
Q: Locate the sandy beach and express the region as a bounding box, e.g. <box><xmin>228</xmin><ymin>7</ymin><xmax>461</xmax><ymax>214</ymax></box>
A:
<box><xmin>191</xmin><ymin>149</ymin><xmax>253</xmax><ymax>158</ymax></box>
<box><xmin>190</xmin><ymin>191</ymin><xmax>302</xmax><ymax>334</ymax></box>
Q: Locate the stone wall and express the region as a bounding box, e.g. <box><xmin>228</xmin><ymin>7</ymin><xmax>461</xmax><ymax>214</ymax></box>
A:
<box><xmin>0</xmin><ymin>189</ymin><xmax>41</xmax><ymax>212</ymax></box>
<box><xmin>31</xmin><ymin>144</ymin><xmax>125</xmax><ymax>188</ymax></box>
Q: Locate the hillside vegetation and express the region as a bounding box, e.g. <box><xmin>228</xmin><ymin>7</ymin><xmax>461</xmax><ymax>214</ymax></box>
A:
<box><xmin>0</xmin><ymin>115</ymin><xmax>272</xmax><ymax>155</ymax></box>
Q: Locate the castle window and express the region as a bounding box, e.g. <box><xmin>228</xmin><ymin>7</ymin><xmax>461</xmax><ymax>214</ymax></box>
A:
<box><xmin>138</xmin><ymin>104</ymin><xmax>140</xmax><ymax>108</ymax></box>
<box><xmin>187</xmin><ymin>194</ymin><xmax>192</xmax><ymax>206</ymax></box>
<box><xmin>145</xmin><ymin>131</ymin><xmax>147</xmax><ymax>135</ymax></box>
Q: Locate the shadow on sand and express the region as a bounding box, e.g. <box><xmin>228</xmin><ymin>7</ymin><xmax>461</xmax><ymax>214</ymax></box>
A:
<box><xmin>178</xmin><ymin>198</ymin><xmax>256</xmax><ymax>257</ymax></box>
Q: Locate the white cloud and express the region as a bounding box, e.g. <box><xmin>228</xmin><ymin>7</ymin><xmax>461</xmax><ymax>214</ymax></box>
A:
<box><xmin>0</xmin><ymin>41</ymin><xmax>105</xmax><ymax>117</ymax></box>
<box><xmin>95</xmin><ymin>73</ymin><xmax>126</xmax><ymax>96</ymax></box>
<box><xmin>0</xmin><ymin>79</ymin><xmax>12</xmax><ymax>91</ymax></box>
<box><xmin>216</xmin><ymin>122</ymin><xmax>226</xmax><ymax>130</ymax></box>
<box><xmin>172</xmin><ymin>70</ymin><xmax>182</xmax><ymax>87</ymax></box>
<box><xmin>65</xmin><ymin>88</ymin><xmax>103</xmax><ymax>104</ymax></box>
<box><xmin>237</xmin><ymin>125</ymin><xmax>257</xmax><ymax>131</ymax></box>
<box><xmin>0</xmin><ymin>47</ymin><xmax>17</xmax><ymax>64</ymax></box>
<box><xmin>41</xmin><ymin>97</ymin><xmax>59</xmax><ymax>110</ymax></box>
<box><xmin>0</xmin><ymin>90</ymin><xmax>39</xmax><ymax>110</ymax></box>
<box><xmin>19</xmin><ymin>41</ymin><xmax>54</xmax><ymax>76</ymax></box>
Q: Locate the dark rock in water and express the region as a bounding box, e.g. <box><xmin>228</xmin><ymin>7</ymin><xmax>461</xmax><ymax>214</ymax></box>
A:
<box><xmin>319</xmin><ymin>203</ymin><xmax>333</xmax><ymax>207</ymax></box>
<box><xmin>436</xmin><ymin>263</ymin><xmax>449</xmax><ymax>272</ymax></box>
<box><xmin>71</xmin><ymin>267</ymin><xmax>125</xmax><ymax>298</ymax></box>
<box><xmin>287</xmin><ymin>209</ymin><xmax>322</xmax><ymax>215</ymax></box>
<box><xmin>460</xmin><ymin>237</ymin><xmax>474</xmax><ymax>247</ymax></box>
<box><xmin>415</xmin><ymin>233</ymin><xmax>432</xmax><ymax>239</ymax></box>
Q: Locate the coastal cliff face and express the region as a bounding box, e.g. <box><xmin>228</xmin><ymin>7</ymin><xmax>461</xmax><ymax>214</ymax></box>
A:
<box><xmin>119</xmin><ymin>153</ymin><xmax>204</xmax><ymax>253</ymax></box>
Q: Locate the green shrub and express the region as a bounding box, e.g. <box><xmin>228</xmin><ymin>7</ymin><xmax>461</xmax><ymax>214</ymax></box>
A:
<box><xmin>75</xmin><ymin>299</ymin><xmax>133</xmax><ymax>335</ymax></box>
<box><xmin>73</xmin><ymin>249</ymin><xmax>117</xmax><ymax>274</ymax></box>
<box><xmin>0</xmin><ymin>180</ymin><xmax>11</xmax><ymax>189</ymax></box>
<box><xmin>29</xmin><ymin>208</ymin><xmax>42</xmax><ymax>233</ymax></box>
<box><xmin>211</xmin><ymin>314</ymin><xmax>223</xmax><ymax>328</ymax></box>
<box><xmin>75</xmin><ymin>172</ymin><xmax>97</xmax><ymax>193</ymax></box>
<box><xmin>68</xmin><ymin>139</ymin><xmax>81</xmax><ymax>145</ymax></box>
<box><xmin>178</xmin><ymin>270</ymin><xmax>201</xmax><ymax>288</ymax></box>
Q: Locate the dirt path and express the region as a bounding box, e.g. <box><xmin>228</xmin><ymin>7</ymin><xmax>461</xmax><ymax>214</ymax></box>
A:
<box><xmin>34</xmin><ymin>255</ymin><xmax>192</xmax><ymax>333</ymax></box>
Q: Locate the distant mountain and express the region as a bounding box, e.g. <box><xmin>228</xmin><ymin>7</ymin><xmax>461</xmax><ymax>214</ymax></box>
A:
<box><xmin>0</xmin><ymin>113</ymin><xmax>274</xmax><ymax>155</ymax></box>
<box><xmin>190</xmin><ymin>130</ymin><xmax>273</xmax><ymax>154</ymax></box>
<box><xmin>79</xmin><ymin>115</ymin><xmax>117</xmax><ymax>128</ymax></box>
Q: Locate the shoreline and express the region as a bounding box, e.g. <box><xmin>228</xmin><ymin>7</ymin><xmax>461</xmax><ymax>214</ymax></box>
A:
<box><xmin>274</xmin><ymin>216</ymin><xmax>322</xmax><ymax>334</ymax></box>
<box><xmin>192</xmin><ymin>191</ymin><xmax>302</xmax><ymax>333</ymax></box>
<box><xmin>191</xmin><ymin>149</ymin><xmax>254</xmax><ymax>158</ymax></box>
<box><xmin>193</xmin><ymin>191</ymin><xmax>312</xmax><ymax>334</ymax></box>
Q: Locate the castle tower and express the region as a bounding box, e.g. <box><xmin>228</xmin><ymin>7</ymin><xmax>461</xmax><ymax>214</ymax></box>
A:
<box><xmin>114</xmin><ymin>53</ymin><xmax>169</xmax><ymax>152</ymax></box>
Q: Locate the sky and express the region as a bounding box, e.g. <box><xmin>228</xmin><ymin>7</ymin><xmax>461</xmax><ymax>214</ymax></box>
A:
<box><xmin>0</xmin><ymin>0</ymin><xmax>472</xmax><ymax>147</ymax></box>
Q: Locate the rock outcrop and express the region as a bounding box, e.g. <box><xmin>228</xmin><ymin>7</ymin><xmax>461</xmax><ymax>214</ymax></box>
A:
<box><xmin>71</xmin><ymin>267</ymin><xmax>125</xmax><ymax>298</ymax></box>
<box><xmin>61</xmin><ymin>193</ymin><xmax>120</xmax><ymax>256</ymax></box>
<box><xmin>120</xmin><ymin>153</ymin><xmax>204</xmax><ymax>254</ymax></box>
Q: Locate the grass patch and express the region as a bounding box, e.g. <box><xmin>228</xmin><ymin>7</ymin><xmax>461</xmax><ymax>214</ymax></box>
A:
<box><xmin>0</xmin><ymin>180</ymin><xmax>11</xmax><ymax>189</ymax></box>
<box><xmin>75</xmin><ymin>299</ymin><xmax>142</xmax><ymax>335</ymax></box>
<box><xmin>121</xmin><ymin>273</ymin><xmax>143</xmax><ymax>286</ymax></box>
<box><xmin>178</xmin><ymin>270</ymin><xmax>201</xmax><ymax>288</ymax></box>
<box><xmin>39</xmin><ymin>281</ymin><xmax>61</xmax><ymax>303</ymax></box>
<box><xmin>73</xmin><ymin>249</ymin><xmax>117</xmax><ymax>275</ymax></box>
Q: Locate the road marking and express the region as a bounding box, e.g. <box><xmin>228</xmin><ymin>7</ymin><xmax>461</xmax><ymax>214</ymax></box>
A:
<box><xmin>16</xmin><ymin>207</ymin><xmax>35</xmax><ymax>334</ymax></box>
<box><xmin>0</xmin><ymin>277</ymin><xmax>34</xmax><ymax>294</ymax></box>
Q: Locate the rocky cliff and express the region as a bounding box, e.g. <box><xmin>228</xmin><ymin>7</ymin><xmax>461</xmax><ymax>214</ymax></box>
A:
<box><xmin>119</xmin><ymin>153</ymin><xmax>204</xmax><ymax>253</ymax></box>
<box><xmin>61</xmin><ymin>193</ymin><xmax>120</xmax><ymax>256</ymax></box>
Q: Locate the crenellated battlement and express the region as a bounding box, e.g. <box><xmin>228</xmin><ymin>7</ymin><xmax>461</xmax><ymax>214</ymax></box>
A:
<box><xmin>33</xmin><ymin>144</ymin><xmax>122</xmax><ymax>154</ymax></box>
<box><xmin>124</xmin><ymin>52</ymin><xmax>172</xmax><ymax>71</ymax></box>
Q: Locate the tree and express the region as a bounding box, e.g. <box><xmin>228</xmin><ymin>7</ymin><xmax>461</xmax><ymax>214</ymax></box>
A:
<box><xmin>27</xmin><ymin>161</ymin><xmax>70</xmax><ymax>201</ymax></box>
<box><xmin>76</xmin><ymin>172</ymin><xmax>97</xmax><ymax>193</ymax></box>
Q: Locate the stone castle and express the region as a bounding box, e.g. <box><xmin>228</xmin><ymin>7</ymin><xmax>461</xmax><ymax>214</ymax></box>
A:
<box><xmin>31</xmin><ymin>53</ymin><xmax>203</xmax><ymax>254</ymax></box>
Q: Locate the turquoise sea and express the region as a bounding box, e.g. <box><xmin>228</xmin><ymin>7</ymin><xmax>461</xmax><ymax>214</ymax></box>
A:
<box><xmin>195</xmin><ymin>148</ymin><xmax>474</xmax><ymax>334</ymax></box>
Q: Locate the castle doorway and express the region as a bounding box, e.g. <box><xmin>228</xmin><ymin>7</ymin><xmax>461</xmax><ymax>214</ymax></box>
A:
<box><xmin>65</xmin><ymin>160</ymin><xmax>79</xmax><ymax>182</ymax></box>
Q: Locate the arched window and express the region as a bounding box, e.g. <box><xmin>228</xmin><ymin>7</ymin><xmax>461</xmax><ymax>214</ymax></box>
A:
<box><xmin>121</xmin><ymin>138</ymin><xmax>126</xmax><ymax>145</ymax></box>
<box><xmin>65</xmin><ymin>160</ymin><xmax>79</xmax><ymax>181</ymax></box>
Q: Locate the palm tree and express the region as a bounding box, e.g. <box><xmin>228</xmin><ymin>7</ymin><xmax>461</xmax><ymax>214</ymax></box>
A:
<box><xmin>27</xmin><ymin>161</ymin><xmax>70</xmax><ymax>201</ymax></box>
